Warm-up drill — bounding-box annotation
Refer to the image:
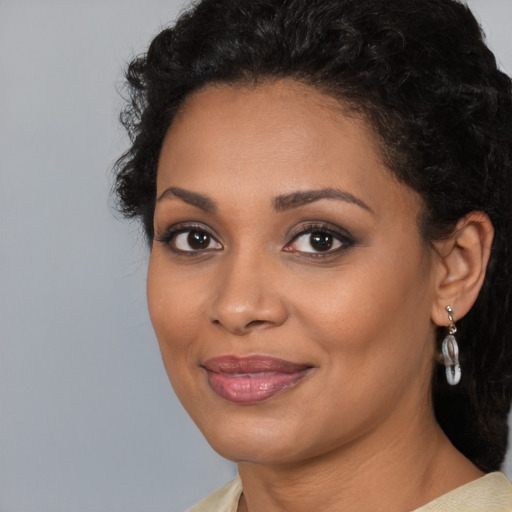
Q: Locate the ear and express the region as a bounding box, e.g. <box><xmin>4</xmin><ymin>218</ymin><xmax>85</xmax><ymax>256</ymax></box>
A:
<box><xmin>431</xmin><ymin>212</ymin><xmax>494</xmax><ymax>326</ymax></box>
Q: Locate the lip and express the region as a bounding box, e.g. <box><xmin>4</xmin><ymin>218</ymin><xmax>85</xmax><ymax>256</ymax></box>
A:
<box><xmin>202</xmin><ymin>355</ymin><xmax>313</xmax><ymax>404</ymax></box>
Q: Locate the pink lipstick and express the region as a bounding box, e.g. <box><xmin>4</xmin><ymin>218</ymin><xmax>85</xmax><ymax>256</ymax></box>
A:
<box><xmin>202</xmin><ymin>355</ymin><xmax>312</xmax><ymax>404</ymax></box>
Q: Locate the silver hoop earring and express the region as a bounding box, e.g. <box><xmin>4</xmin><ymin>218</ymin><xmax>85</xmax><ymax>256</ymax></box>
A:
<box><xmin>442</xmin><ymin>306</ymin><xmax>461</xmax><ymax>386</ymax></box>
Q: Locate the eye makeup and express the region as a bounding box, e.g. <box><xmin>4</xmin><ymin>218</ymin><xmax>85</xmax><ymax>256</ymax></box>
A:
<box><xmin>155</xmin><ymin>219</ymin><xmax>356</xmax><ymax>261</ymax></box>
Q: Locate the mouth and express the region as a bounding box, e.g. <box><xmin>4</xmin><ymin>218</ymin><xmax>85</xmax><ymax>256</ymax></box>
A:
<box><xmin>201</xmin><ymin>355</ymin><xmax>313</xmax><ymax>404</ymax></box>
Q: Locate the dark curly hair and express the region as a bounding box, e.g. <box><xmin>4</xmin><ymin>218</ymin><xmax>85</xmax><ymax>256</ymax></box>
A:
<box><xmin>114</xmin><ymin>0</ymin><xmax>512</xmax><ymax>472</ymax></box>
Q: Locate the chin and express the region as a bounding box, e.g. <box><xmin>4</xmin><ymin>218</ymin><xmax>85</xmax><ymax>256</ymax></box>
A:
<box><xmin>192</xmin><ymin>407</ymin><xmax>322</xmax><ymax>466</ymax></box>
<box><xmin>209</xmin><ymin>435</ymin><xmax>301</xmax><ymax>465</ymax></box>
<box><xmin>172</xmin><ymin>393</ymin><xmax>281</xmax><ymax>463</ymax></box>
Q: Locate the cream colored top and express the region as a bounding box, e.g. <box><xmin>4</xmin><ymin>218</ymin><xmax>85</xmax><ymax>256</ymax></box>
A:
<box><xmin>187</xmin><ymin>472</ymin><xmax>512</xmax><ymax>512</ymax></box>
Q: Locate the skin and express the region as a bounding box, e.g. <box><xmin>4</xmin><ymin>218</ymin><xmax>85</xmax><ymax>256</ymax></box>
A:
<box><xmin>147</xmin><ymin>80</ymin><xmax>489</xmax><ymax>511</ymax></box>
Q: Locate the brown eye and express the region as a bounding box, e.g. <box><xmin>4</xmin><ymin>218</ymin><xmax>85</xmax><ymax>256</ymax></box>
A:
<box><xmin>310</xmin><ymin>232</ymin><xmax>334</xmax><ymax>251</ymax></box>
<box><xmin>188</xmin><ymin>230</ymin><xmax>211</xmax><ymax>249</ymax></box>
<box><xmin>171</xmin><ymin>228</ymin><xmax>222</xmax><ymax>252</ymax></box>
<box><xmin>287</xmin><ymin>229</ymin><xmax>344</xmax><ymax>254</ymax></box>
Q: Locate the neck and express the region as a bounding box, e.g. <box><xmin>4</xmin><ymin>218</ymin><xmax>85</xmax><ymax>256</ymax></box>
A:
<box><xmin>237</xmin><ymin>407</ymin><xmax>482</xmax><ymax>512</ymax></box>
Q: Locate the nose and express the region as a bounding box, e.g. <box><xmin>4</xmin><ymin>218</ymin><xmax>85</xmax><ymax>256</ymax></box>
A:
<box><xmin>209</xmin><ymin>252</ymin><xmax>289</xmax><ymax>335</ymax></box>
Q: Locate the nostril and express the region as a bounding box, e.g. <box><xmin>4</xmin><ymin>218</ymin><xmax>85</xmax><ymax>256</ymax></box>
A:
<box><xmin>245</xmin><ymin>320</ymin><xmax>266</xmax><ymax>329</ymax></box>
<box><xmin>209</xmin><ymin>296</ymin><xmax>288</xmax><ymax>334</ymax></box>
<box><xmin>211</xmin><ymin>317</ymin><xmax>268</xmax><ymax>332</ymax></box>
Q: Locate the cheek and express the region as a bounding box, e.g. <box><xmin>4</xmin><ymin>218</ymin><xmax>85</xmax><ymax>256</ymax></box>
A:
<box><xmin>288</xmin><ymin>255</ymin><xmax>435</xmax><ymax>441</ymax></box>
<box><xmin>291</xmin><ymin>246</ymin><xmax>434</xmax><ymax>370</ymax></box>
<box><xmin>147</xmin><ymin>258</ymin><xmax>212</xmax><ymax>413</ymax></box>
<box><xmin>147</xmin><ymin>255</ymin><xmax>203</xmax><ymax>370</ymax></box>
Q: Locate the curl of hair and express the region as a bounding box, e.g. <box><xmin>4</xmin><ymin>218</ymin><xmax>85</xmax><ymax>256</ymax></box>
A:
<box><xmin>114</xmin><ymin>0</ymin><xmax>512</xmax><ymax>471</ymax></box>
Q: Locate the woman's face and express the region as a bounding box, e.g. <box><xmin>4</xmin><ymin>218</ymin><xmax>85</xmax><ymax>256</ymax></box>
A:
<box><xmin>148</xmin><ymin>80</ymin><xmax>440</xmax><ymax>464</ymax></box>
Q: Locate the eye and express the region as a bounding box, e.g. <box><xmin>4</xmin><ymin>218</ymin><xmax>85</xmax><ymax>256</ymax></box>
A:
<box><xmin>157</xmin><ymin>226</ymin><xmax>222</xmax><ymax>253</ymax></box>
<box><xmin>284</xmin><ymin>225</ymin><xmax>354</xmax><ymax>255</ymax></box>
<box><xmin>290</xmin><ymin>231</ymin><xmax>342</xmax><ymax>253</ymax></box>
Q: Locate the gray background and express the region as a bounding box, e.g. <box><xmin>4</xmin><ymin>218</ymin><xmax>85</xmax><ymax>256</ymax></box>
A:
<box><xmin>0</xmin><ymin>1</ymin><xmax>510</xmax><ymax>511</ymax></box>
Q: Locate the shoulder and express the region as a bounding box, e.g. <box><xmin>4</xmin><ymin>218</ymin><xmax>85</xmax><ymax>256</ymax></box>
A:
<box><xmin>414</xmin><ymin>472</ymin><xmax>512</xmax><ymax>512</ymax></box>
<box><xmin>187</xmin><ymin>477</ymin><xmax>243</xmax><ymax>512</ymax></box>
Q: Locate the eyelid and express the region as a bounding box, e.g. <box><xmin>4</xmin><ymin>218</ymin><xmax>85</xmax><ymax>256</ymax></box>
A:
<box><xmin>155</xmin><ymin>222</ymin><xmax>223</xmax><ymax>252</ymax></box>
<box><xmin>284</xmin><ymin>222</ymin><xmax>355</xmax><ymax>254</ymax></box>
<box><xmin>155</xmin><ymin>220</ymin><xmax>355</xmax><ymax>256</ymax></box>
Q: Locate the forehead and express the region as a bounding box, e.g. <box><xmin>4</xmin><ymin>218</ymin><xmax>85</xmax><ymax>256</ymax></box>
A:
<box><xmin>161</xmin><ymin>81</ymin><xmax>376</xmax><ymax>177</ymax></box>
<box><xmin>175</xmin><ymin>79</ymin><xmax>356</xmax><ymax>127</ymax></box>
<box><xmin>156</xmin><ymin>79</ymin><xmax>421</xmax><ymax>221</ymax></box>
<box><xmin>170</xmin><ymin>79</ymin><xmax>371</xmax><ymax>146</ymax></box>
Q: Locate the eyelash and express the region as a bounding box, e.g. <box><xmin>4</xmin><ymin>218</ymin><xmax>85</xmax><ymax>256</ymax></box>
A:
<box><xmin>285</xmin><ymin>223</ymin><xmax>355</xmax><ymax>258</ymax></box>
<box><xmin>155</xmin><ymin>223</ymin><xmax>222</xmax><ymax>255</ymax></box>
<box><xmin>155</xmin><ymin>222</ymin><xmax>355</xmax><ymax>258</ymax></box>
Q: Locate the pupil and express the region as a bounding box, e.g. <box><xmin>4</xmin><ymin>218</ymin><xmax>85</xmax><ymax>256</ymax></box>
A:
<box><xmin>310</xmin><ymin>232</ymin><xmax>333</xmax><ymax>251</ymax></box>
<box><xmin>188</xmin><ymin>230</ymin><xmax>210</xmax><ymax>249</ymax></box>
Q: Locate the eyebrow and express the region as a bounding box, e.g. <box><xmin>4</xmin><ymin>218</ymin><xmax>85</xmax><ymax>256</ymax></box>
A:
<box><xmin>273</xmin><ymin>187</ymin><xmax>373</xmax><ymax>213</ymax></box>
<box><xmin>156</xmin><ymin>185</ymin><xmax>372</xmax><ymax>214</ymax></box>
<box><xmin>157</xmin><ymin>186</ymin><xmax>217</xmax><ymax>212</ymax></box>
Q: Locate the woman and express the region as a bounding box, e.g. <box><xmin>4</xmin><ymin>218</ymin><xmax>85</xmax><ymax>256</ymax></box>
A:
<box><xmin>114</xmin><ymin>0</ymin><xmax>512</xmax><ymax>510</ymax></box>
